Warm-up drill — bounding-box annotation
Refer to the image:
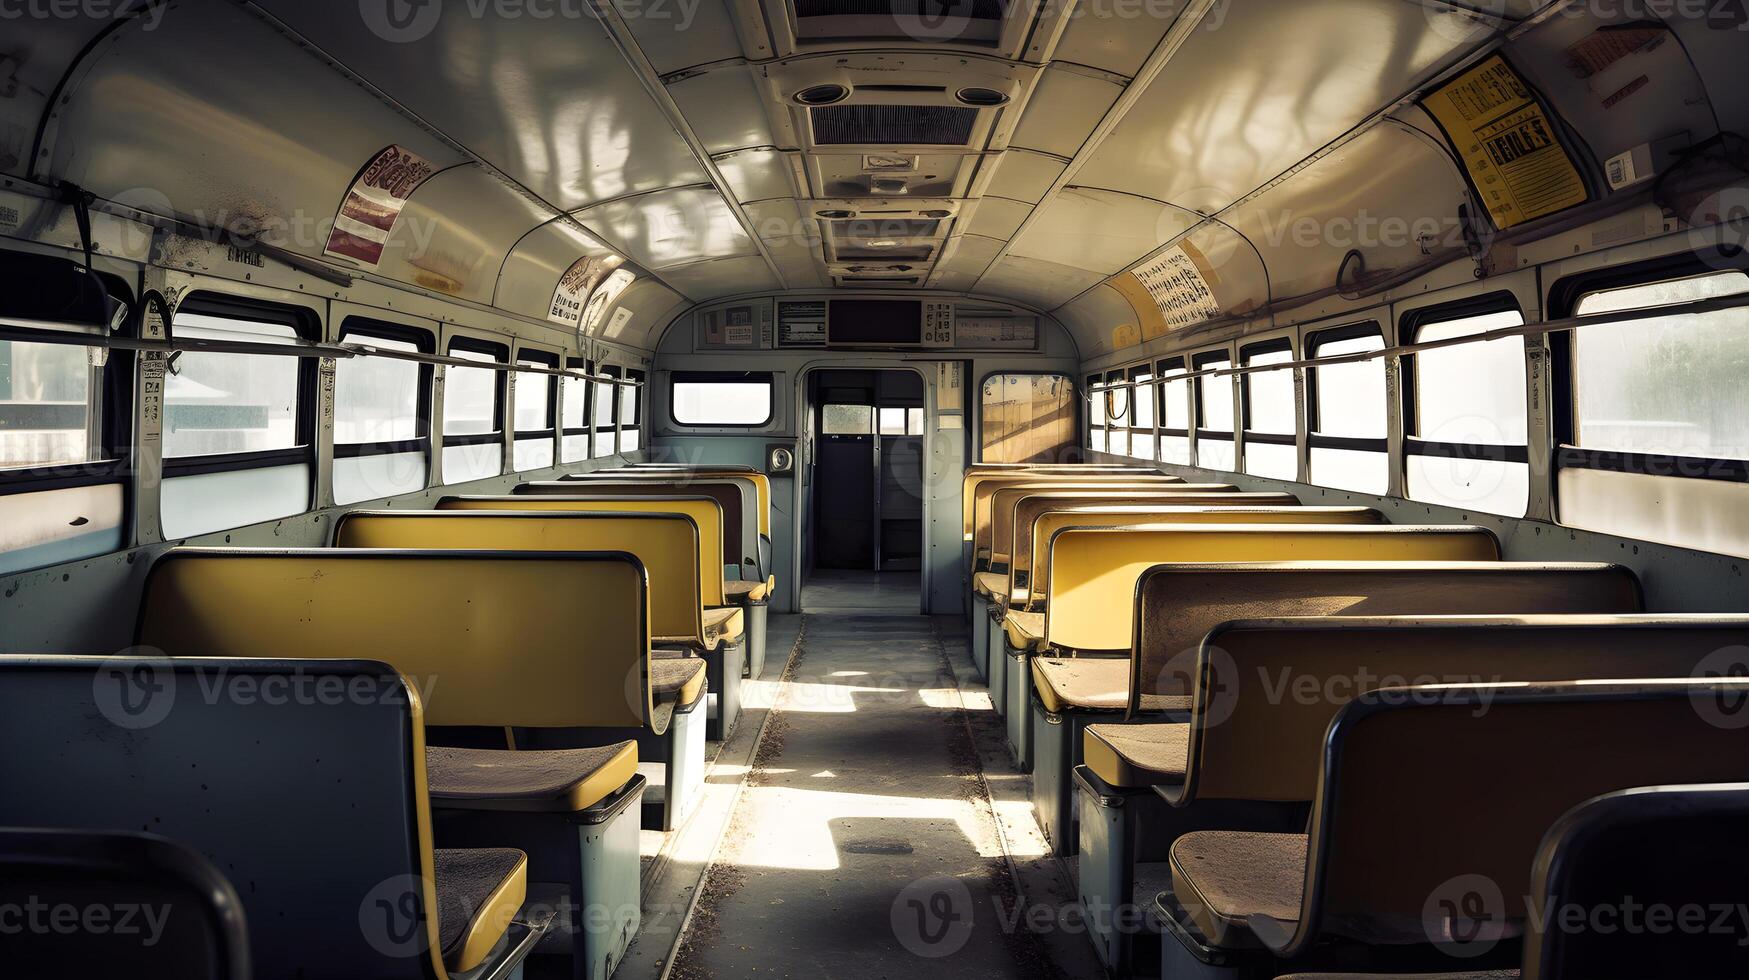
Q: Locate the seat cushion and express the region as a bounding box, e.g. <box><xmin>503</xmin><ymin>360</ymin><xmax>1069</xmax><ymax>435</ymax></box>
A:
<box><xmin>1170</xmin><ymin>831</ymin><xmax>1307</xmax><ymax>949</ymax></box>
<box><xmin>427</xmin><ymin>743</ymin><xmax>639</xmax><ymax>813</ymax></box>
<box><xmin>1032</xmin><ymin>657</ymin><xmax>1130</xmax><ymax>713</ymax></box>
<box><xmin>723</xmin><ymin>579</ymin><xmax>770</xmax><ymax>602</ymax></box>
<box><xmin>435</xmin><ymin>847</ymin><xmax>527</xmax><ymax>972</ymax></box>
<box><xmin>1002</xmin><ymin>611</ymin><xmax>1047</xmax><ymax>653</ymax></box>
<box><xmin>1084</xmin><ymin>723</ymin><xmax>1189</xmax><ymax>788</ymax></box>
<box><xmin>703</xmin><ymin>606</ymin><xmax>745</xmax><ymax>647</ymax></box>
<box><xmin>973</xmin><ymin>571</ymin><xmax>1009</xmax><ymax>601</ymax></box>
<box><xmin>651</xmin><ymin>656</ymin><xmax>707</xmax><ymax>707</ymax></box>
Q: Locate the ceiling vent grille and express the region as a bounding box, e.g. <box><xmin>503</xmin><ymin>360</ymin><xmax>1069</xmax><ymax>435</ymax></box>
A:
<box><xmin>812</xmin><ymin>105</ymin><xmax>978</xmax><ymax>146</ymax></box>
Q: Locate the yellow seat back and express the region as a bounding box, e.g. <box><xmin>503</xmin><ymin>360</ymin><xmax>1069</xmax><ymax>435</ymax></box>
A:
<box><xmin>593</xmin><ymin>469</ymin><xmax>771</xmax><ymax>535</ymax></box>
<box><xmin>1045</xmin><ymin>525</ymin><xmax>1500</xmax><ymax>651</ymax></box>
<box><xmin>137</xmin><ymin>549</ymin><xmax>652</xmax><ymax>730</ymax></box>
<box><xmin>1021</xmin><ymin>507</ymin><xmax>1385</xmax><ymax>606</ymax></box>
<box><xmin>1004</xmin><ymin>490</ymin><xmax>1302</xmax><ymax>579</ymax></box>
<box><xmin>969</xmin><ymin>476</ymin><xmax>1204</xmax><ymax>564</ymax></box>
<box><xmin>961</xmin><ymin>470</ymin><xmax>1175</xmax><ymax>542</ymax></box>
<box><xmin>337</xmin><ymin>510</ymin><xmax>704</xmax><ymax>647</ymax></box>
<box><xmin>441</xmin><ymin>495</ymin><xmax>726</xmax><ymax>607</ymax></box>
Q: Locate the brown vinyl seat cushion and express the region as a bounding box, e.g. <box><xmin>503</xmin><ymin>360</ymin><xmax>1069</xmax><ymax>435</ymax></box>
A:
<box><xmin>1171</xmin><ymin>831</ymin><xmax>1307</xmax><ymax>947</ymax></box>
<box><xmin>651</xmin><ymin>657</ymin><xmax>707</xmax><ymax>706</ymax></box>
<box><xmin>1084</xmin><ymin>723</ymin><xmax>1189</xmax><ymax>788</ymax></box>
<box><xmin>1031</xmin><ymin>658</ymin><xmax>1193</xmax><ymax>714</ymax></box>
<box><xmin>435</xmin><ymin>847</ymin><xmax>527</xmax><ymax>971</ymax></box>
<box><xmin>723</xmin><ymin>579</ymin><xmax>770</xmax><ymax>602</ymax></box>
<box><xmin>426</xmin><ymin>743</ymin><xmax>638</xmax><ymax>813</ymax></box>
<box><xmin>1003</xmin><ymin>611</ymin><xmax>1047</xmax><ymax>652</ymax></box>
<box><xmin>659</xmin><ymin>606</ymin><xmax>745</xmax><ymax>649</ymax></box>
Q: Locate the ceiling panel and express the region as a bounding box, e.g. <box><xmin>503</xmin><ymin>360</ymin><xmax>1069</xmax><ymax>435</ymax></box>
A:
<box><xmin>1055</xmin><ymin>283</ymin><xmax>1145</xmax><ymax>359</ymax></box>
<box><xmin>983</xmin><ymin>150</ymin><xmax>1068</xmax><ymax>204</ymax></box>
<box><xmin>574</xmin><ymin>186</ymin><xmax>755</xmax><ymax>269</ymax></box>
<box><xmin>497</xmin><ymin>218</ymin><xmax>622</xmax><ymax>322</ymax></box>
<box><xmin>1049</xmin><ymin>0</ymin><xmax>1185</xmax><ymax>78</ymax></box>
<box><xmin>1009</xmin><ymin>67</ymin><xmax>1123</xmax><ymax>159</ymax></box>
<box><xmin>963</xmin><ymin>198</ymin><xmax>1032</xmax><ymax>241</ymax></box>
<box><xmin>375</xmin><ymin>166</ymin><xmax>557</xmax><ymax>303</ymax></box>
<box><xmin>1008</xmin><ymin>187</ymin><xmax>1201</xmax><ymax>275</ymax></box>
<box><xmin>1075</xmin><ymin>0</ymin><xmax>1469</xmax><ymax>213</ymax></box>
<box><xmin>659</xmin><ymin>255</ymin><xmax>783</xmax><ymax>300</ymax></box>
<box><xmin>716</xmin><ymin>148</ymin><xmax>799</xmax><ymax>204</ymax></box>
<box><xmin>667</xmin><ymin>67</ymin><xmax>777</xmax><ymax>154</ymax></box>
<box><xmin>253</xmin><ymin>0</ymin><xmax>708</xmax><ymax>211</ymax></box>
<box><xmin>611</xmin><ymin>0</ymin><xmax>749</xmax><ymax>74</ymax></box>
<box><xmin>976</xmin><ymin>254</ymin><xmax>1106</xmax><ymax>311</ymax></box>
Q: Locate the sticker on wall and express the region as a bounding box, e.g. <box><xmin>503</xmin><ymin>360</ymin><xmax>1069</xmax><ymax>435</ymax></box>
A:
<box><xmin>548</xmin><ymin>255</ymin><xmax>615</xmax><ymax>328</ymax></box>
<box><xmin>1118</xmin><ymin>240</ymin><xmax>1224</xmax><ymax>340</ymax></box>
<box><xmin>1421</xmin><ymin>55</ymin><xmax>1589</xmax><ymax>230</ymax></box>
<box><xmin>324</xmin><ymin>145</ymin><xmax>441</xmax><ymax>267</ymax></box>
<box><xmin>604</xmin><ymin>306</ymin><xmax>635</xmax><ymax>339</ymax></box>
<box><xmin>581</xmin><ymin>268</ymin><xmax>637</xmax><ymax>334</ymax></box>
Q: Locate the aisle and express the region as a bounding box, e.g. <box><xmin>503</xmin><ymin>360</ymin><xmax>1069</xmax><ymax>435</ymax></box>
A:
<box><xmin>667</xmin><ymin>612</ymin><xmax>1071</xmax><ymax>979</ymax></box>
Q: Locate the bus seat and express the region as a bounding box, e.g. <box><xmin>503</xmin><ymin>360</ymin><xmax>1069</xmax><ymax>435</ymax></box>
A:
<box><xmin>968</xmin><ymin>476</ymin><xmax>1201</xmax><ymax>570</ymax></box>
<box><xmin>0</xmin><ymin>828</ymin><xmax>251</xmax><ymax>980</ymax></box>
<box><xmin>978</xmin><ymin>480</ymin><xmax>1224</xmax><ymax>568</ymax></box>
<box><xmin>336</xmin><ymin>509</ymin><xmax>736</xmax><ymax>753</ymax></box>
<box><xmin>0</xmin><ymin>657</ymin><xmax>537</xmax><ymax>980</ymax></box>
<box><xmin>1165</xmin><ymin>679</ymin><xmax>1749</xmax><ymax>961</ymax></box>
<box><xmin>523</xmin><ymin>478</ymin><xmax>755</xmax><ymax>575</ymax></box>
<box><xmin>1016</xmin><ymin>524</ymin><xmax>1500</xmax><ymax>858</ymax></box>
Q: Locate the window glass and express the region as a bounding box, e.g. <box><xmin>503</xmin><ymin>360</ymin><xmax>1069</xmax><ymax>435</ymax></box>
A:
<box><xmin>1573</xmin><ymin>271</ymin><xmax>1749</xmax><ymax>460</ymax></box>
<box><xmin>982</xmin><ymin>375</ymin><xmax>1074</xmax><ymax>463</ymax></box>
<box><xmin>444</xmin><ymin>347</ymin><xmax>501</xmax><ymax>437</ymax></box>
<box><xmin>1243</xmin><ymin>348</ymin><xmax>1295</xmax><ymax>435</ymax></box>
<box><xmin>908</xmin><ymin>408</ymin><xmax>925</xmax><ymax>435</ymax></box>
<box><xmin>674</xmin><ymin>374</ymin><xmax>774</xmax><ymax>426</ymax></box>
<box><xmin>0</xmin><ymin>339</ymin><xmax>94</xmax><ymax>469</ymax></box>
<box><xmin>1160</xmin><ymin>365</ymin><xmax>1192</xmax><ymax>465</ymax></box>
<box><xmin>1412</xmin><ymin>310</ymin><xmax>1527</xmax><ymax>446</ymax></box>
<box><xmin>335</xmin><ymin>334</ymin><xmax>421</xmax><ymax>445</ymax></box>
<box><xmin>561</xmin><ymin>371</ymin><xmax>590</xmax><ymax>464</ymax></box>
<box><xmin>823</xmin><ymin>405</ymin><xmax>873</xmax><ymax>434</ymax></box>
<box><xmin>1196</xmin><ymin>354</ymin><xmax>1234</xmax><ymax>470</ymax></box>
<box><xmin>514</xmin><ymin>357</ymin><xmax>555</xmax><ymax>471</ymax></box>
<box><xmin>619</xmin><ymin>373</ymin><xmax>642</xmax><ymax>453</ymax></box>
<box><xmin>164</xmin><ymin>313</ymin><xmax>301</xmax><ymax>458</ymax></box>
<box><xmin>879</xmin><ymin>408</ymin><xmax>907</xmax><ymax>435</ymax></box>
<box><xmin>1313</xmin><ymin>333</ymin><xmax>1387</xmax><ymax>439</ymax></box>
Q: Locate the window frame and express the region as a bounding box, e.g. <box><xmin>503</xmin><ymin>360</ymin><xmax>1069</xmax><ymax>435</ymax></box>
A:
<box><xmin>513</xmin><ymin>347</ymin><xmax>561</xmax><ymax>442</ymax></box>
<box><xmin>1239</xmin><ymin>337</ymin><xmax>1297</xmax><ymax>455</ymax></box>
<box><xmin>594</xmin><ymin>364</ymin><xmax>622</xmax><ymax>456</ymax></box>
<box><xmin>441</xmin><ymin>335</ymin><xmax>510</xmax><ymax>452</ymax></box>
<box><xmin>0</xmin><ymin>272</ymin><xmax>135</xmax><ymax>498</ymax></box>
<box><xmin>332</xmin><ymin>317</ymin><xmax>434</xmax><ymax>462</ymax></box>
<box><xmin>560</xmin><ymin>356</ymin><xmax>594</xmax><ymax>462</ymax></box>
<box><xmin>1125</xmin><ymin>364</ymin><xmax>1157</xmax><ymax>461</ymax></box>
<box><xmin>1305</xmin><ymin>321</ymin><xmax>1388</xmax><ymax>457</ymax></box>
<box><xmin>1399</xmin><ymin>291</ymin><xmax>1531</xmax><ymax>468</ymax></box>
<box><xmin>1086</xmin><ymin>372</ymin><xmax>1107</xmax><ymax>452</ymax></box>
<box><xmin>160</xmin><ymin>293</ymin><xmax>321</xmax><ymax>480</ymax></box>
<box><xmin>1155</xmin><ymin>356</ymin><xmax>1192</xmax><ymax>465</ymax></box>
<box><xmin>1103</xmin><ymin>369</ymin><xmax>1132</xmax><ymax>457</ymax></box>
<box><xmin>1549</xmin><ymin>253</ymin><xmax>1749</xmax><ymax>485</ymax></box>
<box><xmin>1192</xmin><ymin>348</ymin><xmax>1236</xmax><ymax>459</ymax></box>
<box><xmin>670</xmin><ymin>370</ymin><xmax>776</xmax><ymax>428</ymax></box>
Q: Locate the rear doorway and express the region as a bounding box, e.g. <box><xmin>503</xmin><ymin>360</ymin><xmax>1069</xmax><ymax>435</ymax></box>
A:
<box><xmin>801</xmin><ymin>368</ymin><xmax>927</xmax><ymax>613</ymax></box>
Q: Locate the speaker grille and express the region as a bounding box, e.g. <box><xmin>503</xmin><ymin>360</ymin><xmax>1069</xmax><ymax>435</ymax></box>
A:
<box><xmin>812</xmin><ymin>105</ymin><xmax>979</xmax><ymax>146</ymax></box>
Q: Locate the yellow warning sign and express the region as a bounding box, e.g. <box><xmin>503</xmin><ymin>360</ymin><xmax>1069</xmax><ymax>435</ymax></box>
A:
<box><xmin>1422</xmin><ymin>55</ymin><xmax>1589</xmax><ymax>230</ymax></box>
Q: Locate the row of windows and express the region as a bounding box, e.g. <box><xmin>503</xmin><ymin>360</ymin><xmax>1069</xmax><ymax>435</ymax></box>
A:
<box><xmin>0</xmin><ymin>294</ymin><xmax>645</xmax><ymax>574</ymax></box>
<box><xmin>1088</xmin><ymin>260</ymin><xmax>1749</xmax><ymax>558</ymax></box>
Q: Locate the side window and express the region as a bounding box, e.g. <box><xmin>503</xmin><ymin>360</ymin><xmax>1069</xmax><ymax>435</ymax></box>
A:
<box><xmin>1128</xmin><ymin>365</ymin><xmax>1156</xmax><ymax>461</ymax></box>
<box><xmin>1240</xmin><ymin>340</ymin><xmax>1297</xmax><ymax>480</ymax></box>
<box><xmin>513</xmin><ymin>349</ymin><xmax>558</xmax><ymax>472</ymax></box>
<box><xmin>560</xmin><ymin>358</ymin><xmax>591</xmax><ymax>464</ymax></box>
<box><xmin>1404</xmin><ymin>299</ymin><xmax>1529</xmax><ymax>517</ymax></box>
<box><xmin>442</xmin><ymin>337</ymin><xmax>507</xmax><ymax>485</ymax></box>
<box><xmin>1157</xmin><ymin>358</ymin><xmax>1192</xmax><ymax>465</ymax></box>
<box><xmin>1104</xmin><ymin>370</ymin><xmax>1131</xmax><ymax>458</ymax></box>
<box><xmin>879</xmin><ymin>407</ymin><xmax>926</xmax><ymax>436</ymax></box>
<box><xmin>1193</xmin><ymin>350</ymin><xmax>1235</xmax><ymax>471</ymax></box>
<box><xmin>1557</xmin><ymin>266</ymin><xmax>1749</xmax><ymax>556</ymax></box>
<box><xmin>673</xmin><ymin>372</ymin><xmax>775</xmax><ymax>427</ymax></box>
<box><xmin>0</xmin><ymin>272</ymin><xmax>128</xmax><ymax>574</ymax></box>
<box><xmin>593</xmin><ymin>365</ymin><xmax>620</xmax><ymax>457</ymax></box>
<box><xmin>980</xmin><ymin>374</ymin><xmax>1075</xmax><ymax>463</ymax></box>
<box><xmin>620</xmin><ymin>369</ymin><xmax>645</xmax><ymax>454</ymax></box>
<box><xmin>1086</xmin><ymin>373</ymin><xmax>1107</xmax><ymax>453</ymax></box>
<box><xmin>162</xmin><ymin>297</ymin><xmax>315</xmax><ymax>538</ymax></box>
<box><xmin>1308</xmin><ymin>324</ymin><xmax>1388</xmax><ymax>494</ymax></box>
<box><xmin>334</xmin><ymin>320</ymin><xmax>431</xmax><ymax>505</ymax></box>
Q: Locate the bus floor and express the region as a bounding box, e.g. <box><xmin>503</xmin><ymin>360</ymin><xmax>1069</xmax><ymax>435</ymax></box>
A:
<box><xmin>664</xmin><ymin>611</ymin><xmax>1101</xmax><ymax>979</ymax></box>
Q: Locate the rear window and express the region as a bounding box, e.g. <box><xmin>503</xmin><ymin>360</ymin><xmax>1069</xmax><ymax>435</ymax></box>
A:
<box><xmin>672</xmin><ymin>372</ymin><xmax>775</xmax><ymax>427</ymax></box>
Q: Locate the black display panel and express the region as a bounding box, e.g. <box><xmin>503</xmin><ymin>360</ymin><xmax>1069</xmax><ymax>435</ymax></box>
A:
<box><xmin>828</xmin><ymin>300</ymin><xmax>923</xmax><ymax>346</ymax></box>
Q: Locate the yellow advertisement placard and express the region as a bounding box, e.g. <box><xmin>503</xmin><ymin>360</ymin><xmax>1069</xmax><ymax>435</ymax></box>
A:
<box><xmin>1422</xmin><ymin>55</ymin><xmax>1589</xmax><ymax>230</ymax></box>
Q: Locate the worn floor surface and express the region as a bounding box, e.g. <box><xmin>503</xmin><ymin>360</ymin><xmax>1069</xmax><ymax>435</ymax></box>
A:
<box><xmin>666</xmin><ymin>581</ymin><xmax>1097</xmax><ymax>979</ymax></box>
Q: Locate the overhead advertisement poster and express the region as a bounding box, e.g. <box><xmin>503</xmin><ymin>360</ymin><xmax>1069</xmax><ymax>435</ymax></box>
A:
<box><xmin>1421</xmin><ymin>55</ymin><xmax>1589</xmax><ymax>230</ymax></box>
<box><xmin>324</xmin><ymin>145</ymin><xmax>440</xmax><ymax>267</ymax></box>
<box><xmin>548</xmin><ymin>256</ymin><xmax>614</xmax><ymax>328</ymax></box>
<box><xmin>1106</xmin><ymin>240</ymin><xmax>1224</xmax><ymax>349</ymax></box>
<box><xmin>581</xmin><ymin>267</ymin><xmax>636</xmax><ymax>334</ymax></box>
